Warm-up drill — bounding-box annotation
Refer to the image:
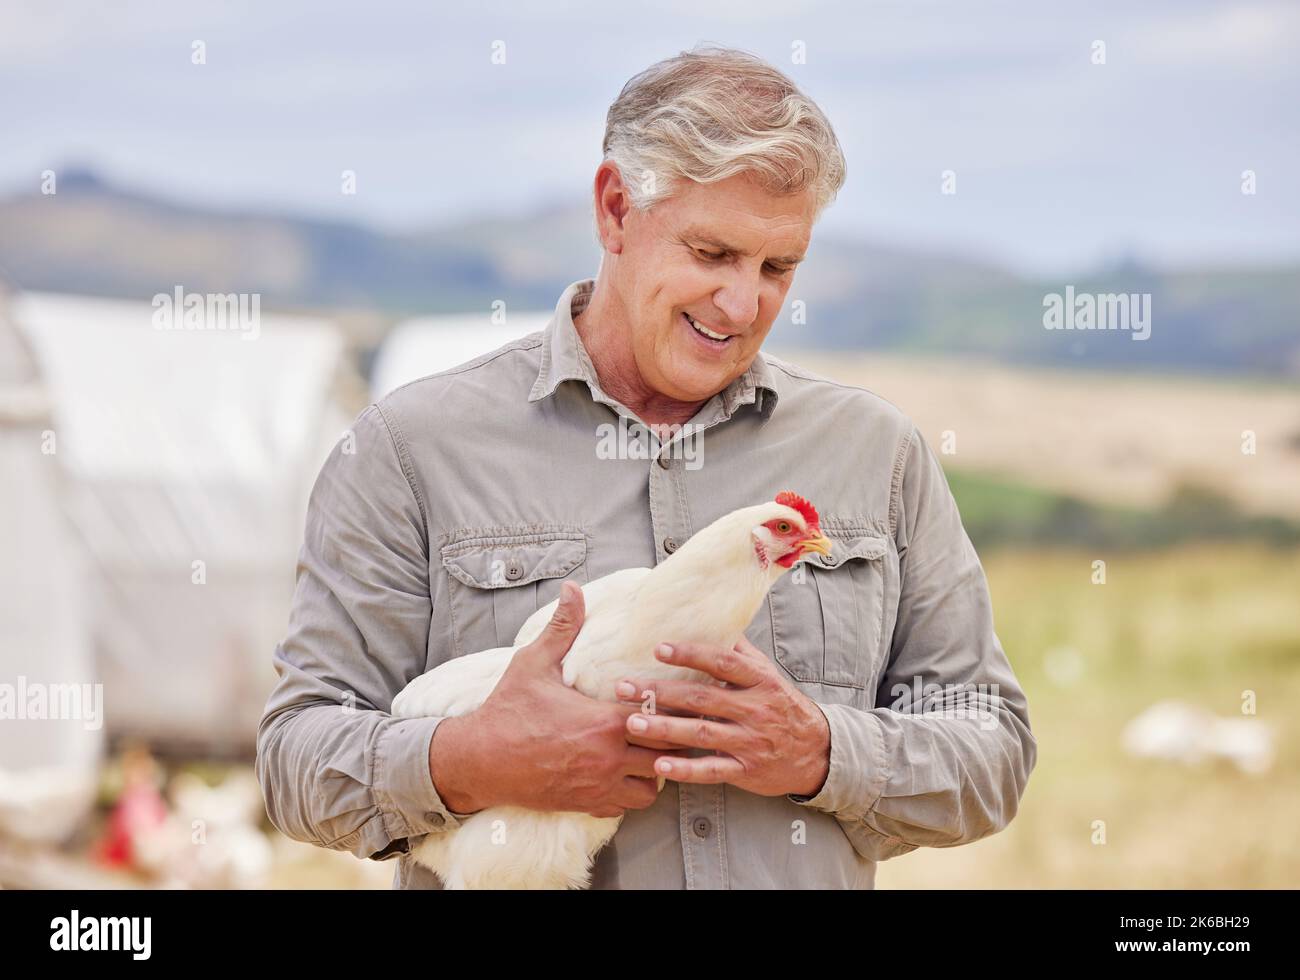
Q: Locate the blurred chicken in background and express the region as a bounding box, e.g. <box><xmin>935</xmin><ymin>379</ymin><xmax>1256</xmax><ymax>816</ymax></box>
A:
<box><xmin>1123</xmin><ymin>700</ymin><xmax>1276</xmax><ymax>775</ymax></box>
<box><xmin>92</xmin><ymin>746</ymin><xmax>273</xmax><ymax>888</ymax></box>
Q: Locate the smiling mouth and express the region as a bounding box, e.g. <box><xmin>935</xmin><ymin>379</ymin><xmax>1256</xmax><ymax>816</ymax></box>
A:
<box><xmin>682</xmin><ymin>311</ymin><xmax>734</xmax><ymax>345</ymax></box>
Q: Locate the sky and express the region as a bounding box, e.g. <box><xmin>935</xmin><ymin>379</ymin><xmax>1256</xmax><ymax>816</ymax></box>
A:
<box><xmin>1</xmin><ymin>0</ymin><xmax>1296</xmax><ymax>276</ymax></box>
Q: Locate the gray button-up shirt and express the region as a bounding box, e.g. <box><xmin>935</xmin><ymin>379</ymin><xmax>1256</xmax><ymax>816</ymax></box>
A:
<box><xmin>256</xmin><ymin>278</ymin><xmax>1037</xmax><ymax>889</ymax></box>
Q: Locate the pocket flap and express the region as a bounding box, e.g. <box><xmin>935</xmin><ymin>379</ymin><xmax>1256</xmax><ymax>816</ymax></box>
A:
<box><xmin>441</xmin><ymin>528</ymin><xmax>587</xmax><ymax>590</ymax></box>
<box><xmin>802</xmin><ymin>533</ymin><xmax>886</xmax><ymax>570</ymax></box>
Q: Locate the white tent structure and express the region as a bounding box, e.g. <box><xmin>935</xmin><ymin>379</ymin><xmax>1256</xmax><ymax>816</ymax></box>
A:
<box><xmin>6</xmin><ymin>291</ymin><xmax>354</xmax><ymax>758</ymax></box>
<box><xmin>369</xmin><ymin>311</ymin><xmax>550</xmax><ymax>400</ymax></box>
<box><xmin>0</xmin><ymin>282</ymin><xmax>100</xmax><ymax>843</ymax></box>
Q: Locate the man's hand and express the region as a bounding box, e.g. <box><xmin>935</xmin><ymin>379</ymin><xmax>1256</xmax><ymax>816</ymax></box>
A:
<box><xmin>430</xmin><ymin>582</ymin><xmax>689</xmax><ymax>819</ymax></box>
<box><xmin>614</xmin><ymin>637</ymin><xmax>831</xmax><ymax>798</ymax></box>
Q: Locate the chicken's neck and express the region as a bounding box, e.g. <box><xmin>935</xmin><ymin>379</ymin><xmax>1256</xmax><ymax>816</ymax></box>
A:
<box><xmin>625</xmin><ymin>506</ymin><xmax>786</xmax><ymax>654</ymax></box>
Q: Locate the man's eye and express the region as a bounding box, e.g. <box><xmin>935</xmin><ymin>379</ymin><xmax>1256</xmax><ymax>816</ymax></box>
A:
<box><xmin>694</xmin><ymin>249</ymin><xmax>724</xmax><ymax>262</ymax></box>
<box><xmin>765</xmin><ymin>263</ymin><xmax>793</xmax><ymax>276</ymax></box>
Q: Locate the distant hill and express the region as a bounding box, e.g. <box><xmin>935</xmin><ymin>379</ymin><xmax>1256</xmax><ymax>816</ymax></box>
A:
<box><xmin>1</xmin><ymin>170</ymin><xmax>1296</xmax><ymax>377</ymax></box>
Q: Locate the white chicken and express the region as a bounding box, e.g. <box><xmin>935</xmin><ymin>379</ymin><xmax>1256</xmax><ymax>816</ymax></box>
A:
<box><xmin>390</xmin><ymin>491</ymin><xmax>830</xmax><ymax>889</ymax></box>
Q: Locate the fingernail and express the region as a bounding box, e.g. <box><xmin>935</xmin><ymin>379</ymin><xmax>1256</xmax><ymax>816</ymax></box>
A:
<box><xmin>656</xmin><ymin>644</ymin><xmax>673</xmax><ymax>661</ymax></box>
<box><xmin>628</xmin><ymin>715</ymin><xmax>648</xmax><ymax>732</ymax></box>
<box><xmin>656</xmin><ymin>759</ymin><xmax>673</xmax><ymax>774</ymax></box>
<box><xmin>615</xmin><ymin>681</ymin><xmax>636</xmax><ymax>698</ymax></box>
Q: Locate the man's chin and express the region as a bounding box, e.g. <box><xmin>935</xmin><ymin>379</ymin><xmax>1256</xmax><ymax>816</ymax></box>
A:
<box><xmin>658</xmin><ymin>372</ymin><xmax>734</xmax><ymax>405</ymax></box>
<box><xmin>662</xmin><ymin>355</ymin><xmax>748</xmax><ymax>398</ymax></box>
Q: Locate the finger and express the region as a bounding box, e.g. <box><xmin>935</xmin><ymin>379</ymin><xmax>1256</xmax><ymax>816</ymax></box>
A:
<box><xmin>653</xmin><ymin>753</ymin><xmax>746</xmax><ymax>785</ymax></box>
<box><xmin>614</xmin><ymin>776</ymin><xmax>660</xmax><ymax>810</ymax></box>
<box><xmin>613</xmin><ymin>689</ymin><xmax>698</xmax><ymax>719</ymax></box>
<box><xmin>620</xmin><ymin>745</ymin><xmax>689</xmax><ymax>778</ymax></box>
<box><xmin>520</xmin><ymin>581</ymin><xmax>584</xmax><ymax>669</ymax></box>
<box><xmin>625</xmin><ymin>711</ymin><xmax>744</xmax><ymax>753</ymax></box>
<box><xmin>626</xmin><ymin>733</ymin><xmax>686</xmax><ymax>751</ymax></box>
<box><xmin>652</xmin><ymin>641</ymin><xmax>765</xmax><ymax>688</ymax></box>
<box><xmin>607</xmin><ymin>702</ymin><xmax>692</xmax><ymax>748</ymax></box>
<box><xmin>616</xmin><ymin>678</ymin><xmax>749</xmax><ymax>722</ymax></box>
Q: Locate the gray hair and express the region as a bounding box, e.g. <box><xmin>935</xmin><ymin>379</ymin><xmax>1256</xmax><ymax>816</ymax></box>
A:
<box><xmin>601</xmin><ymin>45</ymin><xmax>846</xmax><ymax>219</ymax></box>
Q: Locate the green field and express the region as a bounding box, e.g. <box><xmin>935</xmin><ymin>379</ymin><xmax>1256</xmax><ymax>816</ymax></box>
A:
<box><xmin>877</xmin><ymin>543</ymin><xmax>1300</xmax><ymax>889</ymax></box>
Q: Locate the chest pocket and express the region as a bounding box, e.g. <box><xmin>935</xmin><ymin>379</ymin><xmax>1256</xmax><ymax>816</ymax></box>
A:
<box><xmin>440</xmin><ymin>525</ymin><xmax>589</xmax><ymax>659</ymax></box>
<box><xmin>767</xmin><ymin>530</ymin><xmax>889</xmax><ymax>691</ymax></box>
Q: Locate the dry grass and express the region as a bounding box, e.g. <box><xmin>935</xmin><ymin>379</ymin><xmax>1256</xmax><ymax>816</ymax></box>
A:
<box><xmin>779</xmin><ymin>350</ymin><xmax>1300</xmax><ymax>521</ymax></box>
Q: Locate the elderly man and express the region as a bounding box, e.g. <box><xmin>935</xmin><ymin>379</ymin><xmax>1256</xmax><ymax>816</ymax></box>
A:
<box><xmin>257</xmin><ymin>46</ymin><xmax>1036</xmax><ymax>889</ymax></box>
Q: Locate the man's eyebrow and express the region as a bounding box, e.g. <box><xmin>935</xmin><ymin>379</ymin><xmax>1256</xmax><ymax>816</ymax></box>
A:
<box><xmin>679</xmin><ymin>229</ymin><xmax>806</xmax><ymax>266</ymax></box>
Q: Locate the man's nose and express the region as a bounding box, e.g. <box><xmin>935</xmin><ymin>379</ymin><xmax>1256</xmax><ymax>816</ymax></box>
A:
<box><xmin>712</xmin><ymin>265</ymin><xmax>761</xmax><ymax>329</ymax></box>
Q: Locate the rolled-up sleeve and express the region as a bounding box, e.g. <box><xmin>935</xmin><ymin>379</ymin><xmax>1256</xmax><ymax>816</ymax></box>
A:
<box><xmin>255</xmin><ymin>403</ymin><xmax>462</xmax><ymax>861</ymax></box>
<box><xmin>791</xmin><ymin>425</ymin><xmax>1037</xmax><ymax>862</ymax></box>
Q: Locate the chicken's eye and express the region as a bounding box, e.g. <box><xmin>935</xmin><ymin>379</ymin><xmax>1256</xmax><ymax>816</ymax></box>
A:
<box><xmin>776</xmin><ymin>521</ymin><xmax>791</xmax><ymax>534</ymax></box>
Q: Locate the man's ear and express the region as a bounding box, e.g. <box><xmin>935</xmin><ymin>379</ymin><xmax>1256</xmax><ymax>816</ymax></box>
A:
<box><xmin>593</xmin><ymin>162</ymin><xmax>631</xmax><ymax>255</ymax></box>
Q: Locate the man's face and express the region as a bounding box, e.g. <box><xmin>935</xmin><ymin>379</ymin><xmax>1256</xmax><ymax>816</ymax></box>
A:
<box><xmin>612</xmin><ymin>172</ymin><xmax>815</xmax><ymax>403</ymax></box>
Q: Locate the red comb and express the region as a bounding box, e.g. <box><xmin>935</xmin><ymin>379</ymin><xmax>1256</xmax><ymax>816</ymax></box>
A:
<box><xmin>775</xmin><ymin>490</ymin><xmax>819</xmax><ymax>528</ymax></box>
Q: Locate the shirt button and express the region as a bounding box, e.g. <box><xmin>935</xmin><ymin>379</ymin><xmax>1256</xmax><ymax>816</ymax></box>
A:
<box><xmin>504</xmin><ymin>560</ymin><xmax>524</xmax><ymax>581</ymax></box>
<box><xmin>663</xmin><ymin>537</ymin><xmax>678</xmax><ymax>554</ymax></box>
<box><xmin>657</xmin><ymin>453</ymin><xmax>671</xmax><ymax>469</ymax></box>
<box><xmin>692</xmin><ymin>817</ymin><xmax>712</xmax><ymax>839</ymax></box>
<box><xmin>425</xmin><ymin>812</ymin><xmax>444</xmax><ymax>826</ymax></box>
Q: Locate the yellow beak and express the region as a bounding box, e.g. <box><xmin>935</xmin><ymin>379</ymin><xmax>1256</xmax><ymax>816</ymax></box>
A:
<box><xmin>799</xmin><ymin>533</ymin><xmax>833</xmax><ymax>558</ymax></box>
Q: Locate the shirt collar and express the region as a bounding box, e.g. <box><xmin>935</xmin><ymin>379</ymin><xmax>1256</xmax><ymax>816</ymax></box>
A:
<box><xmin>528</xmin><ymin>278</ymin><xmax>779</xmax><ymax>420</ymax></box>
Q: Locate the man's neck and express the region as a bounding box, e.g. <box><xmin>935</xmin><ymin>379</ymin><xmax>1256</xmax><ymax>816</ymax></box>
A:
<box><xmin>573</xmin><ymin>282</ymin><xmax>707</xmax><ymax>429</ymax></box>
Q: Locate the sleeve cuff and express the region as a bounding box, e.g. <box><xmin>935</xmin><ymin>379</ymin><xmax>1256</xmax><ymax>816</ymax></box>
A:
<box><xmin>370</xmin><ymin>715</ymin><xmax>464</xmax><ymax>850</ymax></box>
<box><xmin>786</xmin><ymin>702</ymin><xmax>890</xmax><ymax>820</ymax></box>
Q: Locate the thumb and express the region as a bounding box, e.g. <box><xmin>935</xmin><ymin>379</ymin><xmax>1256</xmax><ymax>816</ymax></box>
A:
<box><xmin>524</xmin><ymin>580</ymin><xmax>585</xmax><ymax>668</ymax></box>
